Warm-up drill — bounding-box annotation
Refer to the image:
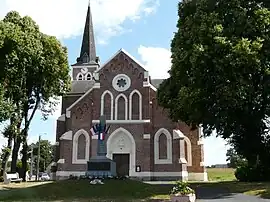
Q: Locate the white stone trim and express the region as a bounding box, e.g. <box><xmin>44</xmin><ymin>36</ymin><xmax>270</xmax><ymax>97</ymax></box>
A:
<box><xmin>55</xmin><ymin>142</ymin><xmax>59</xmax><ymax>146</ymax></box>
<box><xmin>76</xmin><ymin>72</ymin><xmax>84</xmax><ymax>80</ymax></box>
<box><xmin>197</xmin><ymin>140</ymin><xmax>204</xmax><ymax>145</ymax></box>
<box><xmin>184</xmin><ymin>136</ymin><xmax>192</xmax><ymax>166</ymax></box>
<box><xmin>56</xmin><ymin>171</ymin><xmax>189</xmax><ymax>178</ymax></box>
<box><xmin>129</xmin><ymin>89</ymin><xmax>142</xmax><ymax>120</ymax></box>
<box><xmin>60</xmin><ymin>131</ymin><xmax>72</xmax><ymax>140</ymax></box>
<box><xmin>92</xmin><ymin>135</ymin><xmax>98</xmax><ymax>139</ymax></box>
<box><xmin>57</xmin><ymin>114</ymin><xmax>65</xmax><ymax>121</ymax></box>
<box><xmin>100</xmin><ymin>90</ymin><xmax>114</xmax><ymax>120</ymax></box>
<box><xmin>143</xmin><ymin>134</ymin><xmax>150</xmax><ymax>139</ymax></box>
<box><xmin>57</xmin><ymin>159</ymin><xmax>65</xmax><ymax>164</ymax></box>
<box><xmin>115</xmin><ymin>94</ymin><xmax>128</xmax><ymax>120</ymax></box>
<box><xmin>92</xmin><ymin>120</ymin><xmax>150</xmax><ymax>124</ymax></box>
<box><xmin>72</xmin><ymin>129</ymin><xmax>90</xmax><ymax>164</ymax></box>
<box><xmin>143</xmin><ymin>81</ymin><xmax>157</xmax><ymax>91</ymax></box>
<box><xmin>93</xmin><ymin>72</ymin><xmax>99</xmax><ymax>80</ymax></box>
<box><xmin>85</xmin><ymin>72</ymin><xmax>93</xmax><ymax>80</ymax></box>
<box><xmin>173</xmin><ymin>129</ymin><xmax>185</xmax><ymax>139</ymax></box>
<box><xmin>200</xmin><ymin>162</ymin><xmax>205</xmax><ymax>166</ymax></box>
<box><xmin>106</xmin><ymin>127</ymin><xmax>136</xmax><ymax>176</ymax></box>
<box><xmin>66</xmin><ymin>86</ymin><xmax>98</xmax><ymax>114</ymax></box>
<box><xmin>188</xmin><ymin>172</ymin><xmax>208</xmax><ymax>181</ymax></box>
<box><xmin>154</xmin><ymin>128</ymin><xmax>172</xmax><ymax>164</ymax></box>
<box><xmin>179</xmin><ymin>157</ymin><xmax>187</xmax><ymax>164</ymax></box>
<box><xmin>112</xmin><ymin>74</ymin><xmax>131</xmax><ymax>92</ymax></box>
<box><xmin>93</xmin><ymin>82</ymin><xmax>100</xmax><ymax>88</ymax></box>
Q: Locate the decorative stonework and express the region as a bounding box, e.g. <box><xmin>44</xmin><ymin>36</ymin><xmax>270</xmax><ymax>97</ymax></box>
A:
<box><xmin>76</xmin><ymin>67</ymin><xmax>93</xmax><ymax>81</ymax></box>
<box><xmin>112</xmin><ymin>74</ymin><xmax>131</xmax><ymax>92</ymax></box>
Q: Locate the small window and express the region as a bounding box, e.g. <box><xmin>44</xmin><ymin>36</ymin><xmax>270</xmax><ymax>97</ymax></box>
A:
<box><xmin>85</xmin><ymin>72</ymin><xmax>92</xmax><ymax>80</ymax></box>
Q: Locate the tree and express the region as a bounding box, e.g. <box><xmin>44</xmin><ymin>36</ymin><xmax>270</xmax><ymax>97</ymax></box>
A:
<box><xmin>0</xmin><ymin>11</ymin><xmax>71</xmax><ymax>180</ymax></box>
<box><xmin>157</xmin><ymin>0</ymin><xmax>270</xmax><ymax>169</ymax></box>
<box><xmin>226</xmin><ymin>147</ymin><xmax>246</xmax><ymax>168</ymax></box>
<box><xmin>24</xmin><ymin>140</ymin><xmax>54</xmax><ymax>173</ymax></box>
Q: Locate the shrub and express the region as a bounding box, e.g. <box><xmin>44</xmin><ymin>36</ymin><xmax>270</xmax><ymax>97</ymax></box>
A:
<box><xmin>0</xmin><ymin>176</ymin><xmax>3</xmax><ymax>182</ymax></box>
<box><xmin>235</xmin><ymin>164</ymin><xmax>268</xmax><ymax>182</ymax></box>
<box><xmin>170</xmin><ymin>181</ymin><xmax>195</xmax><ymax>195</ymax></box>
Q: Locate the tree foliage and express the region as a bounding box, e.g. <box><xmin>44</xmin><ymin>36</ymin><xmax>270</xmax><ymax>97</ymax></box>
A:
<box><xmin>0</xmin><ymin>11</ymin><xmax>71</xmax><ymax>180</ymax></box>
<box><xmin>226</xmin><ymin>147</ymin><xmax>246</xmax><ymax>168</ymax></box>
<box><xmin>157</xmin><ymin>0</ymin><xmax>270</xmax><ymax>166</ymax></box>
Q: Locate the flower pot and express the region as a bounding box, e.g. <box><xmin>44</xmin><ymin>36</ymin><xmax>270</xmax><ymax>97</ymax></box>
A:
<box><xmin>170</xmin><ymin>193</ymin><xmax>196</xmax><ymax>202</ymax></box>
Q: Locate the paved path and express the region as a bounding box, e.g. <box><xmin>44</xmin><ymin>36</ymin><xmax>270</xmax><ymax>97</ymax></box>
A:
<box><xmin>196</xmin><ymin>187</ymin><xmax>270</xmax><ymax>202</ymax></box>
<box><xmin>144</xmin><ymin>181</ymin><xmax>270</xmax><ymax>202</ymax></box>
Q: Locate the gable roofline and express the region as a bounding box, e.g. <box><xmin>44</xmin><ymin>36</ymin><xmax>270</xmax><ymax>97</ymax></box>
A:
<box><xmin>65</xmin><ymin>49</ymin><xmax>157</xmax><ymax>116</ymax></box>
<box><xmin>94</xmin><ymin>48</ymin><xmax>147</xmax><ymax>73</ymax></box>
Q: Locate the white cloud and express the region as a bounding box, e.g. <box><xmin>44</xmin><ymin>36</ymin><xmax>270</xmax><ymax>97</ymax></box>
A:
<box><xmin>0</xmin><ymin>0</ymin><xmax>159</xmax><ymax>44</ymax></box>
<box><xmin>137</xmin><ymin>45</ymin><xmax>171</xmax><ymax>79</ymax></box>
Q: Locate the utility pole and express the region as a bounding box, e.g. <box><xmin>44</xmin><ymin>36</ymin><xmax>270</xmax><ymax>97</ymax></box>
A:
<box><xmin>36</xmin><ymin>135</ymin><xmax>41</xmax><ymax>181</ymax></box>
<box><xmin>30</xmin><ymin>145</ymin><xmax>33</xmax><ymax>180</ymax></box>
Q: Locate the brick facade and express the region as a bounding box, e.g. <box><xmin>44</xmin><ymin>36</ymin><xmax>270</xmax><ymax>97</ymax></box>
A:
<box><xmin>54</xmin><ymin>3</ymin><xmax>207</xmax><ymax>181</ymax></box>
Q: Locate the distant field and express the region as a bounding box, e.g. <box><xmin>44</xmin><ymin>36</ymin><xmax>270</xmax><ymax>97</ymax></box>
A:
<box><xmin>206</xmin><ymin>168</ymin><xmax>236</xmax><ymax>181</ymax></box>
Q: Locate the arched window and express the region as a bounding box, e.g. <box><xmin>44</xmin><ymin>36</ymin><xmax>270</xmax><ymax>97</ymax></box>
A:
<box><xmin>100</xmin><ymin>90</ymin><xmax>113</xmax><ymax>120</ymax></box>
<box><xmin>129</xmin><ymin>90</ymin><xmax>142</xmax><ymax>120</ymax></box>
<box><xmin>85</xmin><ymin>72</ymin><xmax>92</xmax><ymax>80</ymax></box>
<box><xmin>76</xmin><ymin>73</ymin><xmax>84</xmax><ymax>81</ymax></box>
<box><xmin>154</xmin><ymin>128</ymin><xmax>172</xmax><ymax>164</ymax></box>
<box><xmin>72</xmin><ymin>129</ymin><xmax>90</xmax><ymax>164</ymax></box>
<box><xmin>115</xmin><ymin>94</ymin><xmax>128</xmax><ymax>120</ymax></box>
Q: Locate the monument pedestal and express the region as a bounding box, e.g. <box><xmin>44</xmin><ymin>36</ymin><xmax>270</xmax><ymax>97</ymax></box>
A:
<box><xmin>86</xmin><ymin>156</ymin><xmax>116</xmax><ymax>178</ymax></box>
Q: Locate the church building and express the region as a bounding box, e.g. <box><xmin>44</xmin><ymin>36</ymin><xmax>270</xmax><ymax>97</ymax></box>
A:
<box><xmin>54</xmin><ymin>3</ymin><xmax>207</xmax><ymax>181</ymax></box>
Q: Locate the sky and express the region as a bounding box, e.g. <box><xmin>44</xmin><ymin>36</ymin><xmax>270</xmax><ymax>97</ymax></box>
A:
<box><xmin>0</xmin><ymin>0</ymin><xmax>231</xmax><ymax>166</ymax></box>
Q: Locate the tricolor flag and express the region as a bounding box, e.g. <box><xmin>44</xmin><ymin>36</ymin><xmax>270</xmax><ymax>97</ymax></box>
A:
<box><xmin>99</xmin><ymin>133</ymin><xmax>104</xmax><ymax>141</ymax></box>
<box><xmin>90</xmin><ymin>124</ymin><xmax>98</xmax><ymax>136</ymax></box>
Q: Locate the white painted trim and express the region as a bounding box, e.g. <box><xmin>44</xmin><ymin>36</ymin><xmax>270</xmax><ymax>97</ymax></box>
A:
<box><xmin>93</xmin><ymin>82</ymin><xmax>100</xmax><ymax>88</ymax></box>
<box><xmin>57</xmin><ymin>114</ymin><xmax>65</xmax><ymax>121</ymax></box>
<box><xmin>76</xmin><ymin>72</ymin><xmax>84</xmax><ymax>80</ymax></box>
<box><xmin>143</xmin><ymin>81</ymin><xmax>157</xmax><ymax>91</ymax></box>
<box><xmin>72</xmin><ymin>129</ymin><xmax>90</xmax><ymax>164</ymax></box>
<box><xmin>60</xmin><ymin>131</ymin><xmax>72</xmax><ymax>140</ymax></box>
<box><xmin>85</xmin><ymin>72</ymin><xmax>93</xmax><ymax>80</ymax></box>
<box><xmin>56</xmin><ymin>171</ymin><xmax>189</xmax><ymax>178</ymax></box>
<box><xmin>106</xmin><ymin>127</ymin><xmax>136</xmax><ymax>176</ymax></box>
<box><xmin>100</xmin><ymin>90</ymin><xmax>114</xmax><ymax>120</ymax></box>
<box><xmin>66</xmin><ymin>111</ymin><xmax>71</xmax><ymax>118</ymax></box>
<box><xmin>154</xmin><ymin>128</ymin><xmax>172</xmax><ymax>164</ymax></box>
<box><xmin>115</xmin><ymin>93</ymin><xmax>128</xmax><ymax>120</ymax></box>
<box><xmin>143</xmin><ymin>134</ymin><xmax>150</xmax><ymax>139</ymax></box>
<box><xmin>197</xmin><ymin>140</ymin><xmax>204</xmax><ymax>145</ymax></box>
<box><xmin>184</xmin><ymin>136</ymin><xmax>192</xmax><ymax>166</ymax></box>
<box><xmin>92</xmin><ymin>119</ymin><xmax>150</xmax><ymax>124</ymax></box>
<box><xmin>93</xmin><ymin>72</ymin><xmax>99</xmax><ymax>80</ymax></box>
<box><xmin>188</xmin><ymin>172</ymin><xmax>208</xmax><ymax>181</ymax></box>
<box><xmin>72</xmin><ymin>64</ymin><xmax>99</xmax><ymax>69</ymax></box>
<box><xmin>57</xmin><ymin>159</ymin><xmax>65</xmax><ymax>164</ymax></box>
<box><xmin>129</xmin><ymin>89</ymin><xmax>142</xmax><ymax>120</ymax></box>
<box><xmin>173</xmin><ymin>129</ymin><xmax>185</xmax><ymax>139</ymax></box>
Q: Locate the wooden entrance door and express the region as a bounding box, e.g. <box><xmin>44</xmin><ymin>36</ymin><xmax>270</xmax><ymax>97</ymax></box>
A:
<box><xmin>113</xmin><ymin>154</ymin><xmax>130</xmax><ymax>177</ymax></box>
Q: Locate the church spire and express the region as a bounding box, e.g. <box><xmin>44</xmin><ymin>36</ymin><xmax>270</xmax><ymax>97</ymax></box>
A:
<box><xmin>77</xmin><ymin>1</ymin><xmax>97</xmax><ymax>64</ymax></box>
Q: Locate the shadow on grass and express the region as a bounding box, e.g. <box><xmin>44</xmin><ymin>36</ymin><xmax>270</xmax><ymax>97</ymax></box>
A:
<box><xmin>0</xmin><ymin>179</ymin><xmax>172</xmax><ymax>202</ymax></box>
<box><xmin>1</xmin><ymin>180</ymin><xmax>270</xmax><ymax>201</ymax></box>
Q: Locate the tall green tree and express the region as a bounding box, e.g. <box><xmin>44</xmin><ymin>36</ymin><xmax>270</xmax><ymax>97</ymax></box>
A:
<box><xmin>0</xmin><ymin>11</ymin><xmax>70</xmax><ymax>180</ymax></box>
<box><xmin>157</xmin><ymin>0</ymin><xmax>270</xmax><ymax>169</ymax></box>
<box><xmin>226</xmin><ymin>147</ymin><xmax>246</xmax><ymax>168</ymax></box>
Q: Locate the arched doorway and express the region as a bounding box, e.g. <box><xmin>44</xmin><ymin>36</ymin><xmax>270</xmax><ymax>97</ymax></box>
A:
<box><xmin>106</xmin><ymin>127</ymin><xmax>136</xmax><ymax>176</ymax></box>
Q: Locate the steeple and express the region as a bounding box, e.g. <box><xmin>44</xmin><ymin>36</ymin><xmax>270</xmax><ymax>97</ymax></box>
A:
<box><xmin>76</xmin><ymin>1</ymin><xmax>97</xmax><ymax>64</ymax></box>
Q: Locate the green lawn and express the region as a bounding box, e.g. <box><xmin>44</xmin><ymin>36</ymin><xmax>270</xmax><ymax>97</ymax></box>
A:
<box><xmin>0</xmin><ymin>179</ymin><xmax>172</xmax><ymax>202</ymax></box>
<box><xmin>1</xmin><ymin>169</ymin><xmax>270</xmax><ymax>201</ymax></box>
<box><xmin>206</xmin><ymin>168</ymin><xmax>236</xmax><ymax>181</ymax></box>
